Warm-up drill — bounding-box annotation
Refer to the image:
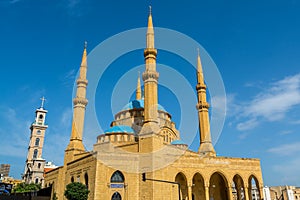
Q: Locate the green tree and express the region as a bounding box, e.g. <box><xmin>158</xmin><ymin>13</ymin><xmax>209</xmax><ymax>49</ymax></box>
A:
<box><xmin>12</xmin><ymin>183</ymin><xmax>41</xmax><ymax>193</ymax></box>
<box><xmin>64</xmin><ymin>182</ymin><xmax>89</xmax><ymax>200</ymax></box>
<box><xmin>52</xmin><ymin>192</ymin><xmax>58</xmax><ymax>200</ymax></box>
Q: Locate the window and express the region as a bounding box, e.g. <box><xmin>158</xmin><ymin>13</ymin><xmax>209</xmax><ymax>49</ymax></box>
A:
<box><xmin>35</xmin><ymin>138</ymin><xmax>40</xmax><ymax>146</ymax></box>
<box><xmin>39</xmin><ymin>114</ymin><xmax>43</xmax><ymax>119</ymax></box>
<box><xmin>37</xmin><ymin>130</ymin><xmax>41</xmax><ymax>134</ymax></box>
<box><xmin>35</xmin><ymin>178</ymin><xmax>39</xmax><ymax>184</ymax></box>
<box><xmin>111</xmin><ymin>192</ymin><xmax>122</xmax><ymax>200</ymax></box>
<box><xmin>71</xmin><ymin>177</ymin><xmax>74</xmax><ymax>183</ymax></box>
<box><xmin>110</xmin><ymin>171</ymin><xmax>124</xmax><ymax>183</ymax></box>
<box><xmin>33</xmin><ymin>149</ymin><xmax>38</xmax><ymax>159</ymax></box>
<box><xmin>38</xmin><ymin>163</ymin><xmax>41</xmax><ymax>168</ymax></box>
<box><xmin>84</xmin><ymin>173</ymin><xmax>88</xmax><ymax>189</ymax></box>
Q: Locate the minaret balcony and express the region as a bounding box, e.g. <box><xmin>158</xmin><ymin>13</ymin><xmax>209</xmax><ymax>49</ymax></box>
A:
<box><xmin>196</xmin><ymin>102</ymin><xmax>210</xmax><ymax>110</ymax></box>
<box><xmin>144</xmin><ymin>48</ymin><xmax>157</xmax><ymax>57</ymax></box>
<box><xmin>73</xmin><ymin>97</ymin><xmax>88</xmax><ymax>106</ymax></box>
<box><xmin>142</xmin><ymin>71</ymin><xmax>159</xmax><ymax>82</ymax></box>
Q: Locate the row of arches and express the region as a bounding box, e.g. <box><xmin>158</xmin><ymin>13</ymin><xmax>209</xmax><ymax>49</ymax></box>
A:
<box><xmin>175</xmin><ymin>172</ymin><xmax>261</xmax><ymax>200</ymax></box>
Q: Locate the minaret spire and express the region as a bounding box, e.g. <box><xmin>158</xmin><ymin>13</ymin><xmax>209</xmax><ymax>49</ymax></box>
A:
<box><xmin>65</xmin><ymin>42</ymin><xmax>88</xmax><ymax>164</ymax></box>
<box><xmin>196</xmin><ymin>50</ymin><xmax>216</xmax><ymax>157</ymax></box>
<box><xmin>146</xmin><ymin>6</ymin><xmax>155</xmax><ymax>49</ymax></box>
<box><xmin>136</xmin><ymin>72</ymin><xmax>142</xmax><ymax>100</ymax></box>
<box><xmin>141</xmin><ymin>6</ymin><xmax>159</xmax><ymax>132</ymax></box>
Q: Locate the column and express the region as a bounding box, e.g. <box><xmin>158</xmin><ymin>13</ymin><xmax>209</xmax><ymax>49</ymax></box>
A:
<box><xmin>188</xmin><ymin>184</ymin><xmax>193</xmax><ymax>200</ymax></box>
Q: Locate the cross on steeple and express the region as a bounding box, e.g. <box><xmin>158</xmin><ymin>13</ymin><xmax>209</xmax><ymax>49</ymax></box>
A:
<box><xmin>40</xmin><ymin>96</ymin><xmax>46</xmax><ymax>108</ymax></box>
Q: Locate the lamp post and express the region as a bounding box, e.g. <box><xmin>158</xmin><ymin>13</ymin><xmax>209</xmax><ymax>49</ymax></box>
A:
<box><xmin>142</xmin><ymin>173</ymin><xmax>181</xmax><ymax>200</ymax></box>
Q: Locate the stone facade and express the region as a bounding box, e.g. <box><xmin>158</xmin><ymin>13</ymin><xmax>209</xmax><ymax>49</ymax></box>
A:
<box><xmin>44</xmin><ymin>10</ymin><xmax>264</xmax><ymax>200</ymax></box>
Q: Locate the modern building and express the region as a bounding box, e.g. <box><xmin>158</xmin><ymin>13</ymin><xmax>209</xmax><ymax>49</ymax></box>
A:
<box><xmin>23</xmin><ymin>98</ymin><xmax>48</xmax><ymax>186</ymax></box>
<box><xmin>44</xmin><ymin>9</ymin><xmax>264</xmax><ymax>200</ymax></box>
<box><xmin>264</xmin><ymin>186</ymin><xmax>300</xmax><ymax>200</ymax></box>
<box><xmin>0</xmin><ymin>164</ymin><xmax>10</xmax><ymax>178</ymax></box>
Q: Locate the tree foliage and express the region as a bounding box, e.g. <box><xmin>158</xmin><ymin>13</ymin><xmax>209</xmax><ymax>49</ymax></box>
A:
<box><xmin>12</xmin><ymin>183</ymin><xmax>41</xmax><ymax>193</ymax></box>
<box><xmin>64</xmin><ymin>182</ymin><xmax>89</xmax><ymax>200</ymax></box>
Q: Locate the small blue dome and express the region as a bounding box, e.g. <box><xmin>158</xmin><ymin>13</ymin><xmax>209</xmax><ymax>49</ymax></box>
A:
<box><xmin>122</xmin><ymin>99</ymin><xmax>166</xmax><ymax>111</ymax></box>
<box><xmin>171</xmin><ymin>140</ymin><xmax>186</xmax><ymax>145</ymax></box>
<box><xmin>104</xmin><ymin>125</ymin><xmax>135</xmax><ymax>134</ymax></box>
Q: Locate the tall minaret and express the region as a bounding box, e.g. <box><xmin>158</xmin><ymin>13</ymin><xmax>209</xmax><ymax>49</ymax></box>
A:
<box><xmin>23</xmin><ymin>97</ymin><xmax>47</xmax><ymax>185</ymax></box>
<box><xmin>64</xmin><ymin>42</ymin><xmax>88</xmax><ymax>164</ymax></box>
<box><xmin>136</xmin><ymin>72</ymin><xmax>142</xmax><ymax>100</ymax></box>
<box><xmin>141</xmin><ymin>6</ymin><xmax>159</xmax><ymax>133</ymax></box>
<box><xmin>196</xmin><ymin>50</ymin><xmax>216</xmax><ymax>157</ymax></box>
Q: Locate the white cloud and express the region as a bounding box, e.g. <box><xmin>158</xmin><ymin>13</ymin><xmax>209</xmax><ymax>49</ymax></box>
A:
<box><xmin>268</xmin><ymin>142</ymin><xmax>300</xmax><ymax>156</ymax></box>
<box><xmin>234</xmin><ymin>73</ymin><xmax>300</xmax><ymax>131</ymax></box>
<box><xmin>236</xmin><ymin>118</ymin><xmax>259</xmax><ymax>131</ymax></box>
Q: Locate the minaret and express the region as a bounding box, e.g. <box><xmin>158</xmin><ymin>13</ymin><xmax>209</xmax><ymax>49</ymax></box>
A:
<box><xmin>141</xmin><ymin>6</ymin><xmax>159</xmax><ymax>133</ymax></box>
<box><xmin>64</xmin><ymin>42</ymin><xmax>88</xmax><ymax>164</ymax></box>
<box><xmin>23</xmin><ymin>97</ymin><xmax>47</xmax><ymax>185</ymax></box>
<box><xmin>136</xmin><ymin>72</ymin><xmax>142</xmax><ymax>100</ymax></box>
<box><xmin>196</xmin><ymin>50</ymin><xmax>216</xmax><ymax>157</ymax></box>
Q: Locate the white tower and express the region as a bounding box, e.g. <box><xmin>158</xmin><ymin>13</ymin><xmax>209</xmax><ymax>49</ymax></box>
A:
<box><xmin>23</xmin><ymin>97</ymin><xmax>48</xmax><ymax>186</ymax></box>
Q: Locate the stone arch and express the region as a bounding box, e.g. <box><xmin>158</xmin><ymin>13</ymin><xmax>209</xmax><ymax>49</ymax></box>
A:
<box><xmin>248</xmin><ymin>175</ymin><xmax>261</xmax><ymax>200</ymax></box>
<box><xmin>232</xmin><ymin>174</ymin><xmax>245</xmax><ymax>200</ymax></box>
<box><xmin>111</xmin><ymin>191</ymin><xmax>122</xmax><ymax>200</ymax></box>
<box><xmin>111</xmin><ymin>170</ymin><xmax>125</xmax><ymax>183</ymax></box>
<box><xmin>175</xmin><ymin>172</ymin><xmax>188</xmax><ymax>200</ymax></box>
<box><xmin>192</xmin><ymin>172</ymin><xmax>205</xmax><ymax>200</ymax></box>
<box><xmin>209</xmin><ymin>172</ymin><xmax>229</xmax><ymax>200</ymax></box>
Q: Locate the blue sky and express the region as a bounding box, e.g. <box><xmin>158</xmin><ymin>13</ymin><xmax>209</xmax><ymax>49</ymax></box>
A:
<box><xmin>0</xmin><ymin>0</ymin><xmax>300</xmax><ymax>186</ymax></box>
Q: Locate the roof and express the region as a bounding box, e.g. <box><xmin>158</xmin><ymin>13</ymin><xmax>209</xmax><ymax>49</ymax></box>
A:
<box><xmin>122</xmin><ymin>99</ymin><xmax>166</xmax><ymax>112</ymax></box>
<box><xmin>104</xmin><ymin>125</ymin><xmax>135</xmax><ymax>134</ymax></box>
<box><xmin>171</xmin><ymin>140</ymin><xmax>187</xmax><ymax>145</ymax></box>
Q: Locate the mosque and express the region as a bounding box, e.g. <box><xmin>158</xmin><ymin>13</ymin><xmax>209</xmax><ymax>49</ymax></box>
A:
<box><xmin>44</xmin><ymin>9</ymin><xmax>264</xmax><ymax>200</ymax></box>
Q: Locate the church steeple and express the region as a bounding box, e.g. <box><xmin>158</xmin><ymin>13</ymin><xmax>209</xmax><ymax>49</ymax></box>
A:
<box><xmin>196</xmin><ymin>50</ymin><xmax>216</xmax><ymax>157</ymax></box>
<box><xmin>64</xmin><ymin>42</ymin><xmax>88</xmax><ymax>164</ymax></box>
<box><xmin>142</xmin><ymin>6</ymin><xmax>159</xmax><ymax>129</ymax></box>
<box><xmin>23</xmin><ymin>98</ymin><xmax>48</xmax><ymax>185</ymax></box>
<box><xmin>136</xmin><ymin>72</ymin><xmax>142</xmax><ymax>100</ymax></box>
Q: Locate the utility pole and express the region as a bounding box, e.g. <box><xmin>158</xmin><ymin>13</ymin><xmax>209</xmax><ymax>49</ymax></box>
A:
<box><xmin>142</xmin><ymin>173</ymin><xmax>181</xmax><ymax>200</ymax></box>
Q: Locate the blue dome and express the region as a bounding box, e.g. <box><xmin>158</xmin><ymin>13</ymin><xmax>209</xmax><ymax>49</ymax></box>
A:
<box><xmin>122</xmin><ymin>99</ymin><xmax>166</xmax><ymax>112</ymax></box>
<box><xmin>171</xmin><ymin>140</ymin><xmax>186</xmax><ymax>145</ymax></box>
<box><xmin>104</xmin><ymin>125</ymin><xmax>135</xmax><ymax>134</ymax></box>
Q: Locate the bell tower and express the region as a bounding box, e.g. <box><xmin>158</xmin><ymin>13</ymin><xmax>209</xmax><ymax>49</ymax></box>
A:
<box><xmin>23</xmin><ymin>97</ymin><xmax>48</xmax><ymax>185</ymax></box>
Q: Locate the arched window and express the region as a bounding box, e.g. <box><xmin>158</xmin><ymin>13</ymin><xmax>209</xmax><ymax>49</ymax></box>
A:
<box><xmin>38</xmin><ymin>163</ymin><xmax>41</xmax><ymax>168</ymax></box>
<box><xmin>35</xmin><ymin>138</ymin><xmax>40</xmax><ymax>146</ymax></box>
<box><xmin>35</xmin><ymin>178</ymin><xmax>39</xmax><ymax>184</ymax></box>
<box><xmin>71</xmin><ymin>176</ymin><xmax>74</xmax><ymax>183</ymax></box>
<box><xmin>111</xmin><ymin>192</ymin><xmax>122</xmax><ymax>200</ymax></box>
<box><xmin>110</xmin><ymin>171</ymin><xmax>125</xmax><ymax>183</ymax></box>
<box><xmin>37</xmin><ymin>130</ymin><xmax>41</xmax><ymax>134</ymax></box>
<box><xmin>39</xmin><ymin>114</ymin><xmax>43</xmax><ymax>119</ymax></box>
<box><xmin>33</xmin><ymin>149</ymin><xmax>38</xmax><ymax>159</ymax></box>
<box><xmin>84</xmin><ymin>173</ymin><xmax>88</xmax><ymax>189</ymax></box>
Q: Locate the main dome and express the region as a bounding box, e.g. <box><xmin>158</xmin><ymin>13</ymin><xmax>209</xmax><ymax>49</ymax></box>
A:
<box><xmin>121</xmin><ymin>99</ymin><xmax>166</xmax><ymax>112</ymax></box>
